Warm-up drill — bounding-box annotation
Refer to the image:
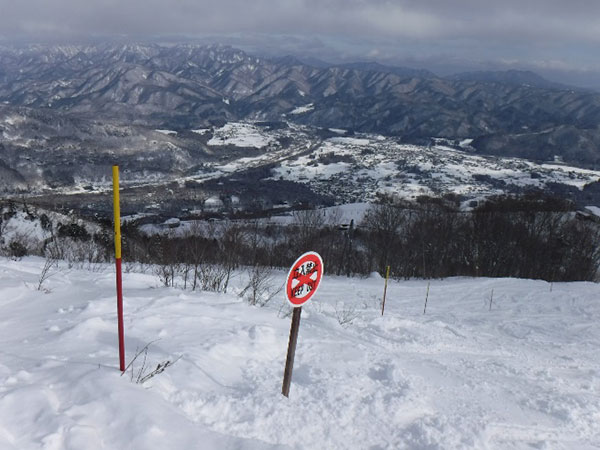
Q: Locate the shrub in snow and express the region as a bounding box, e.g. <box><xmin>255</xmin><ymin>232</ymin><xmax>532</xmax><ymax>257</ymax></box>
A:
<box><xmin>197</xmin><ymin>264</ymin><xmax>230</xmax><ymax>292</ymax></box>
<box><xmin>122</xmin><ymin>340</ymin><xmax>181</xmax><ymax>384</ymax></box>
<box><xmin>335</xmin><ymin>301</ymin><xmax>359</xmax><ymax>327</ymax></box>
<box><xmin>57</xmin><ymin>222</ymin><xmax>90</xmax><ymax>241</ymax></box>
<box><xmin>239</xmin><ymin>265</ymin><xmax>282</xmax><ymax>306</ymax></box>
<box><xmin>155</xmin><ymin>262</ymin><xmax>178</xmax><ymax>287</ymax></box>
<box><xmin>39</xmin><ymin>213</ymin><xmax>52</xmax><ymax>231</ymax></box>
<box><xmin>9</xmin><ymin>239</ymin><xmax>28</xmax><ymax>259</ymax></box>
<box><xmin>37</xmin><ymin>251</ymin><xmax>58</xmax><ymax>292</ymax></box>
<box><xmin>47</xmin><ymin>236</ymin><xmax>109</xmax><ymax>270</ymax></box>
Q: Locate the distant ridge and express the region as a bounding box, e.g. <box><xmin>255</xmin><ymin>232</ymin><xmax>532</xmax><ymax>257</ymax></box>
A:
<box><xmin>335</xmin><ymin>61</ymin><xmax>435</xmax><ymax>78</ymax></box>
<box><xmin>447</xmin><ymin>69</ymin><xmax>573</xmax><ymax>91</ymax></box>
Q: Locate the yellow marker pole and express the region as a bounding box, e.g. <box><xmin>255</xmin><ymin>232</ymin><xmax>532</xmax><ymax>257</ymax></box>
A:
<box><xmin>381</xmin><ymin>265</ymin><xmax>390</xmax><ymax>316</ymax></box>
<box><xmin>113</xmin><ymin>166</ymin><xmax>125</xmax><ymax>371</ymax></box>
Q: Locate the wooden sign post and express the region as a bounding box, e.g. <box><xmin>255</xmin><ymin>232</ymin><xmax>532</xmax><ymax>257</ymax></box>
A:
<box><xmin>281</xmin><ymin>251</ymin><xmax>324</xmax><ymax>398</ymax></box>
<box><xmin>282</xmin><ymin>307</ymin><xmax>302</xmax><ymax>397</ymax></box>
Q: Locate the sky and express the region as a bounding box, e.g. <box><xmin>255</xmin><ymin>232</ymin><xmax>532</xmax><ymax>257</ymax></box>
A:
<box><xmin>0</xmin><ymin>0</ymin><xmax>599</xmax><ymax>89</ymax></box>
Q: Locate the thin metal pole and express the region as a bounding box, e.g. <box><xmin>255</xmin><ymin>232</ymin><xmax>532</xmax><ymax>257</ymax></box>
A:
<box><xmin>381</xmin><ymin>265</ymin><xmax>390</xmax><ymax>316</ymax></box>
<box><xmin>282</xmin><ymin>307</ymin><xmax>302</xmax><ymax>397</ymax></box>
<box><xmin>423</xmin><ymin>282</ymin><xmax>430</xmax><ymax>314</ymax></box>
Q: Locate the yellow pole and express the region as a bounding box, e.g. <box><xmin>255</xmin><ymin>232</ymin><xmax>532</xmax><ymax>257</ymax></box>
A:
<box><xmin>381</xmin><ymin>265</ymin><xmax>390</xmax><ymax>316</ymax></box>
<box><xmin>113</xmin><ymin>166</ymin><xmax>122</xmax><ymax>260</ymax></box>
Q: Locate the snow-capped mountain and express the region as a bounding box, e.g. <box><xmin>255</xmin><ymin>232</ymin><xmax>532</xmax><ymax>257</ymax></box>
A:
<box><xmin>1</xmin><ymin>43</ymin><xmax>599</xmax><ymax>168</ymax></box>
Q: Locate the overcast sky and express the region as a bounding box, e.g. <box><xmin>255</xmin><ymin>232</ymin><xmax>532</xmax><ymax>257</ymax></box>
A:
<box><xmin>1</xmin><ymin>0</ymin><xmax>598</xmax><ymax>88</ymax></box>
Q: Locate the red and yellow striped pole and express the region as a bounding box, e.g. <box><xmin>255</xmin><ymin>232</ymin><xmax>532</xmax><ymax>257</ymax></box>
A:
<box><xmin>113</xmin><ymin>166</ymin><xmax>125</xmax><ymax>372</ymax></box>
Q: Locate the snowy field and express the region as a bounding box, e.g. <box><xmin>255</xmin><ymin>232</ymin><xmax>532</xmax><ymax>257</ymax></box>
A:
<box><xmin>208</xmin><ymin>123</ymin><xmax>275</xmax><ymax>149</ymax></box>
<box><xmin>1</xmin><ymin>258</ymin><xmax>599</xmax><ymax>449</ymax></box>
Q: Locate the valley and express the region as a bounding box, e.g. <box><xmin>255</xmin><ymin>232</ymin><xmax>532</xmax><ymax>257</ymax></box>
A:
<box><xmin>8</xmin><ymin>118</ymin><xmax>600</xmax><ymax>222</ymax></box>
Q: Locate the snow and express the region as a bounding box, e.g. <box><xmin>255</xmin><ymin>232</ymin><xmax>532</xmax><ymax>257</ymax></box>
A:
<box><xmin>585</xmin><ymin>206</ymin><xmax>600</xmax><ymax>217</ymax></box>
<box><xmin>164</xmin><ymin>218</ymin><xmax>181</xmax><ymax>227</ymax></box>
<box><xmin>2</xmin><ymin>115</ymin><xmax>23</xmax><ymax>126</ymax></box>
<box><xmin>1</xmin><ymin>257</ymin><xmax>600</xmax><ymax>449</ymax></box>
<box><xmin>208</xmin><ymin>123</ymin><xmax>274</xmax><ymax>149</ymax></box>
<box><xmin>0</xmin><ymin>208</ymin><xmax>100</xmax><ymax>251</ymax></box>
<box><xmin>0</xmin><ymin>211</ymin><xmax>47</xmax><ymax>245</ymax></box>
<box><xmin>319</xmin><ymin>202</ymin><xmax>371</xmax><ymax>224</ymax></box>
<box><xmin>205</xmin><ymin>196</ymin><xmax>223</xmax><ymax>207</ymax></box>
<box><xmin>191</xmin><ymin>128</ymin><xmax>211</xmax><ymax>135</ymax></box>
<box><xmin>289</xmin><ymin>104</ymin><xmax>314</xmax><ymax>115</ymax></box>
<box><xmin>154</xmin><ymin>129</ymin><xmax>178</xmax><ymax>136</ymax></box>
<box><xmin>328</xmin><ymin>137</ymin><xmax>371</xmax><ymax>146</ymax></box>
<box><xmin>121</xmin><ymin>213</ymin><xmax>154</xmax><ymax>223</ymax></box>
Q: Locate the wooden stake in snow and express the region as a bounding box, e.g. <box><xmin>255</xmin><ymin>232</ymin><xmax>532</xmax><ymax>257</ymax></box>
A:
<box><xmin>423</xmin><ymin>282</ymin><xmax>430</xmax><ymax>314</ymax></box>
<box><xmin>489</xmin><ymin>289</ymin><xmax>494</xmax><ymax>311</ymax></box>
<box><xmin>381</xmin><ymin>265</ymin><xmax>390</xmax><ymax>316</ymax></box>
<box><xmin>282</xmin><ymin>307</ymin><xmax>302</xmax><ymax>397</ymax></box>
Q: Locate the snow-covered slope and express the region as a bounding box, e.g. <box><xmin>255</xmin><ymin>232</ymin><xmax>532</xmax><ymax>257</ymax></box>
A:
<box><xmin>1</xmin><ymin>258</ymin><xmax>599</xmax><ymax>449</ymax></box>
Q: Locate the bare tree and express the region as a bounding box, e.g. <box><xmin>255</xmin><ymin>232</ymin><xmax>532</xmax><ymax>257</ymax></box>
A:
<box><xmin>362</xmin><ymin>199</ymin><xmax>407</xmax><ymax>276</ymax></box>
<box><xmin>37</xmin><ymin>241</ymin><xmax>59</xmax><ymax>291</ymax></box>
<box><xmin>292</xmin><ymin>208</ymin><xmax>326</xmax><ymax>253</ymax></box>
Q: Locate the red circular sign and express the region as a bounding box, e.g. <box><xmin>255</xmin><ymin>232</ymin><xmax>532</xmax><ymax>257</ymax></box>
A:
<box><xmin>286</xmin><ymin>252</ymin><xmax>324</xmax><ymax>307</ymax></box>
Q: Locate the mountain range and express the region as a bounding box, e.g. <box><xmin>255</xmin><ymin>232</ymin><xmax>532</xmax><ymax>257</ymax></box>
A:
<box><xmin>1</xmin><ymin>43</ymin><xmax>599</xmax><ymax>168</ymax></box>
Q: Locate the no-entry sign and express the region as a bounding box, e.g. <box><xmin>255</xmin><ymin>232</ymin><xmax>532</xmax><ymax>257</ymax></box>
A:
<box><xmin>282</xmin><ymin>251</ymin><xmax>324</xmax><ymax>398</ymax></box>
<box><xmin>285</xmin><ymin>251</ymin><xmax>324</xmax><ymax>307</ymax></box>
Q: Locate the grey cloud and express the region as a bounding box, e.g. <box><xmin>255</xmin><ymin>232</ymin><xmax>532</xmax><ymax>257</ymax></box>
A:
<box><xmin>0</xmin><ymin>0</ymin><xmax>598</xmax><ymax>43</ymax></box>
<box><xmin>0</xmin><ymin>0</ymin><xmax>598</xmax><ymax>88</ymax></box>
